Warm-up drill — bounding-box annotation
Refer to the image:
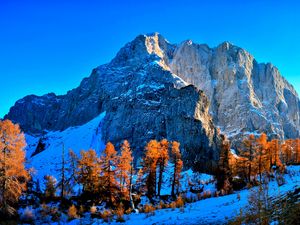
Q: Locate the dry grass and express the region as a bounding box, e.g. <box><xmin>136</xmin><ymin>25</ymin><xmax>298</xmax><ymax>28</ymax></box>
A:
<box><xmin>68</xmin><ymin>205</ymin><xmax>78</xmax><ymax>220</ymax></box>
<box><xmin>115</xmin><ymin>204</ymin><xmax>125</xmax><ymax>222</ymax></box>
<box><xmin>175</xmin><ymin>195</ymin><xmax>185</xmax><ymax>208</ymax></box>
<box><xmin>169</xmin><ymin>202</ymin><xmax>176</xmax><ymax>210</ymax></box>
<box><xmin>202</xmin><ymin>190</ymin><xmax>211</xmax><ymax>199</ymax></box>
<box><xmin>101</xmin><ymin>209</ymin><xmax>113</xmax><ymax>222</ymax></box>
<box><xmin>144</xmin><ymin>204</ymin><xmax>155</xmax><ymax>217</ymax></box>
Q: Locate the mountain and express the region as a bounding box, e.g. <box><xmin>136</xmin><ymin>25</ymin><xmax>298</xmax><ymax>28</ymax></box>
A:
<box><xmin>5</xmin><ymin>32</ymin><xmax>300</xmax><ymax>170</ymax></box>
<box><xmin>168</xmin><ymin>39</ymin><xmax>300</xmax><ymax>147</ymax></box>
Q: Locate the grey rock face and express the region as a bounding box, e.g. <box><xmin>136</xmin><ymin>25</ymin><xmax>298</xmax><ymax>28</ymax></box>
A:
<box><xmin>167</xmin><ymin>40</ymin><xmax>300</xmax><ymax>146</ymax></box>
<box><xmin>5</xmin><ymin>32</ymin><xmax>300</xmax><ymax>167</ymax></box>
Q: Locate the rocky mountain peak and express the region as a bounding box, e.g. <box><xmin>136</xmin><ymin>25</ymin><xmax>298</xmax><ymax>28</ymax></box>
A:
<box><xmin>109</xmin><ymin>33</ymin><xmax>300</xmax><ymax>143</ymax></box>
<box><xmin>217</xmin><ymin>41</ymin><xmax>234</xmax><ymax>51</ymax></box>
<box><xmin>109</xmin><ymin>32</ymin><xmax>172</xmax><ymax>68</ymax></box>
<box><xmin>5</xmin><ymin>33</ymin><xmax>300</xmax><ymax>169</ymax></box>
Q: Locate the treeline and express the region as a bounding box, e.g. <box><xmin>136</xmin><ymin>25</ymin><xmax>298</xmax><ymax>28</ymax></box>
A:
<box><xmin>50</xmin><ymin>139</ymin><xmax>183</xmax><ymax>207</ymax></box>
<box><xmin>217</xmin><ymin>133</ymin><xmax>300</xmax><ymax>193</ymax></box>
<box><xmin>37</xmin><ymin>139</ymin><xmax>183</xmax><ymax>222</ymax></box>
<box><xmin>0</xmin><ymin>118</ymin><xmax>185</xmax><ymax>220</ymax></box>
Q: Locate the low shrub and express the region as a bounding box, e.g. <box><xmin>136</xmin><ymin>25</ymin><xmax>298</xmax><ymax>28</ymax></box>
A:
<box><xmin>202</xmin><ymin>190</ymin><xmax>211</xmax><ymax>199</ymax></box>
<box><xmin>125</xmin><ymin>208</ymin><xmax>132</xmax><ymax>214</ymax></box>
<box><xmin>101</xmin><ymin>209</ymin><xmax>113</xmax><ymax>222</ymax></box>
<box><xmin>144</xmin><ymin>204</ymin><xmax>155</xmax><ymax>217</ymax></box>
<box><xmin>115</xmin><ymin>205</ymin><xmax>125</xmax><ymax>222</ymax></box>
<box><xmin>175</xmin><ymin>196</ymin><xmax>184</xmax><ymax>208</ymax></box>
<box><xmin>68</xmin><ymin>205</ymin><xmax>78</xmax><ymax>220</ymax></box>
<box><xmin>169</xmin><ymin>202</ymin><xmax>176</xmax><ymax>210</ymax></box>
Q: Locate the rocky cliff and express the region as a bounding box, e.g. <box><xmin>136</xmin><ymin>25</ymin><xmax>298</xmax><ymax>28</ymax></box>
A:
<box><xmin>168</xmin><ymin>39</ymin><xmax>300</xmax><ymax>147</ymax></box>
<box><xmin>5</xmin><ymin>32</ymin><xmax>300</xmax><ymax>168</ymax></box>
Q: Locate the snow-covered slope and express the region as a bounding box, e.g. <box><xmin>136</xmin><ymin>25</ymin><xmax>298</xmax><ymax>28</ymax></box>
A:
<box><xmin>124</xmin><ymin>166</ymin><xmax>300</xmax><ymax>225</ymax></box>
<box><xmin>48</xmin><ymin>166</ymin><xmax>300</xmax><ymax>225</ymax></box>
<box><xmin>25</xmin><ymin>112</ymin><xmax>106</xmax><ymax>181</ymax></box>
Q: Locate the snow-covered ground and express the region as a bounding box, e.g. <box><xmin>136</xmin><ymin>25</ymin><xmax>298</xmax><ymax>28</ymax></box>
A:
<box><xmin>25</xmin><ymin>112</ymin><xmax>106</xmax><ymax>182</ymax></box>
<box><xmin>47</xmin><ymin>166</ymin><xmax>300</xmax><ymax>225</ymax></box>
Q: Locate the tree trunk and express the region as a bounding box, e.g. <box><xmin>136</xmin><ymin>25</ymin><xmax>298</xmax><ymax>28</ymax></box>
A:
<box><xmin>259</xmin><ymin>155</ymin><xmax>262</xmax><ymax>183</ymax></box>
<box><xmin>129</xmin><ymin>160</ymin><xmax>135</xmax><ymax>209</ymax></box>
<box><xmin>171</xmin><ymin>157</ymin><xmax>177</xmax><ymax>197</ymax></box>
<box><xmin>108</xmin><ymin>162</ymin><xmax>112</xmax><ymax>206</ymax></box>
<box><xmin>158</xmin><ymin>163</ymin><xmax>163</xmax><ymax>196</ymax></box>
<box><xmin>154</xmin><ymin>169</ymin><xmax>157</xmax><ymax>196</ymax></box>
<box><xmin>248</xmin><ymin>163</ymin><xmax>251</xmax><ymax>183</ymax></box>
<box><xmin>269</xmin><ymin>150</ymin><xmax>272</xmax><ymax>172</ymax></box>
<box><xmin>249</xmin><ymin>145</ymin><xmax>253</xmax><ymax>183</ymax></box>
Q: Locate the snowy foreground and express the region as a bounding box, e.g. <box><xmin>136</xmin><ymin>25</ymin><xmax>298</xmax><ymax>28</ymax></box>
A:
<box><xmin>45</xmin><ymin>166</ymin><xmax>300</xmax><ymax>225</ymax></box>
<box><xmin>22</xmin><ymin>117</ymin><xmax>300</xmax><ymax>224</ymax></box>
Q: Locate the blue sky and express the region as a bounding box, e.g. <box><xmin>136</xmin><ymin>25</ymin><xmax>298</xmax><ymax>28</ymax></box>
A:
<box><xmin>1</xmin><ymin>0</ymin><xmax>300</xmax><ymax>118</ymax></box>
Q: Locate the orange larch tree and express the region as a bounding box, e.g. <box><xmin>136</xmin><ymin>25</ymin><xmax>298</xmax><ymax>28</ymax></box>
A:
<box><xmin>281</xmin><ymin>139</ymin><xmax>293</xmax><ymax>165</ymax></box>
<box><xmin>294</xmin><ymin>139</ymin><xmax>300</xmax><ymax>164</ymax></box>
<box><xmin>0</xmin><ymin>120</ymin><xmax>29</xmax><ymax>217</ymax></box>
<box><xmin>135</xmin><ymin>168</ymin><xmax>146</xmax><ymax>194</ymax></box>
<box><xmin>268</xmin><ymin>139</ymin><xmax>281</xmax><ymax>169</ymax></box>
<box><xmin>255</xmin><ymin>133</ymin><xmax>269</xmax><ymax>182</ymax></box>
<box><xmin>64</xmin><ymin>149</ymin><xmax>79</xmax><ymax>197</ymax></box>
<box><xmin>44</xmin><ymin>175</ymin><xmax>57</xmax><ymax>199</ymax></box>
<box><xmin>216</xmin><ymin>135</ymin><xmax>233</xmax><ymax>194</ymax></box>
<box><xmin>100</xmin><ymin>142</ymin><xmax>119</xmax><ymax>207</ymax></box>
<box><xmin>77</xmin><ymin>149</ymin><xmax>100</xmax><ymax>195</ymax></box>
<box><xmin>117</xmin><ymin>140</ymin><xmax>133</xmax><ymax>201</ymax></box>
<box><xmin>170</xmin><ymin>141</ymin><xmax>183</xmax><ymax>197</ymax></box>
<box><xmin>143</xmin><ymin>140</ymin><xmax>159</xmax><ymax>197</ymax></box>
<box><xmin>157</xmin><ymin>139</ymin><xmax>169</xmax><ymax>196</ymax></box>
<box><xmin>240</xmin><ymin>134</ymin><xmax>256</xmax><ymax>183</ymax></box>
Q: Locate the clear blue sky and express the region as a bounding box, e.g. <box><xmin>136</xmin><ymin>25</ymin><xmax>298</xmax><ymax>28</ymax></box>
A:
<box><xmin>1</xmin><ymin>0</ymin><xmax>300</xmax><ymax>118</ymax></box>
